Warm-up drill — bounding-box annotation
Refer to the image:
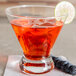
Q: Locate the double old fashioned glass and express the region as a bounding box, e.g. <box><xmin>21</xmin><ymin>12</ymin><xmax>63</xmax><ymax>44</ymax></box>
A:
<box><xmin>6</xmin><ymin>5</ymin><xmax>64</xmax><ymax>74</ymax></box>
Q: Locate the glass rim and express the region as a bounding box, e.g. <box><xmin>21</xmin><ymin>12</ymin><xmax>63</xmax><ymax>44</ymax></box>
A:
<box><xmin>6</xmin><ymin>5</ymin><xmax>56</xmax><ymax>19</ymax></box>
<box><xmin>6</xmin><ymin>5</ymin><xmax>66</xmax><ymax>20</ymax></box>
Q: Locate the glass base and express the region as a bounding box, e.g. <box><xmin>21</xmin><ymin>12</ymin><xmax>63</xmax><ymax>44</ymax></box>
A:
<box><xmin>19</xmin><ymin>56</ymin><xmax>54</xmax><ymax>74</ymax></box>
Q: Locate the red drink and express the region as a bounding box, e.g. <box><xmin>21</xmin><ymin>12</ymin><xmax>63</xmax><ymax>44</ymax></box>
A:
<box><xmin>11</xmin><ymin>18</ymin><xmax>63</xmax><ymax>60</ymax></box>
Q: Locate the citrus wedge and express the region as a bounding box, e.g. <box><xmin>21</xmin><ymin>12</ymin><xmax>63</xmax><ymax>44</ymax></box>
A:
<box><xmin>55</xmin><ymin>1</ymin><xmax>75</xmax><ymax>24</ymax></box>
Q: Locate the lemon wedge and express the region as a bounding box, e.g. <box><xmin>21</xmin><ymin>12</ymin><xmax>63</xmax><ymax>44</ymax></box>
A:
<box><xmin>55</xmin><ymin>1</ymin><xmax>75</xmax><ymax>24</ymax></box>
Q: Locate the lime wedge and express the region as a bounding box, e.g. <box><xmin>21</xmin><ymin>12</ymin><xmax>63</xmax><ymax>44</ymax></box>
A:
<box><xmin>55</xmin><ymin>1</ymin><xmax>75</xmax><ymax>24</ymax></box>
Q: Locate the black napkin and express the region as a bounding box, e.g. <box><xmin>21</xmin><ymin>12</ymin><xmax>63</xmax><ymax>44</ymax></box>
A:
<box><xmin>51</xmin><ymin>55</ymin><xmax>76</xmax><ymax>75</ymax></box>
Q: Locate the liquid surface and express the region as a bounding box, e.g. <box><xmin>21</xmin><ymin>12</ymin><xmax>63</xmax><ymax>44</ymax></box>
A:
<box><xmin>11</xmin><ymin>18</ymin><xmax>63</xmax><ymax>60</ymax></box>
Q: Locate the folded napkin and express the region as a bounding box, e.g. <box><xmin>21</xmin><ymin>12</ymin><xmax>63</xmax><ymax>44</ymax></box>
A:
<box><xmin>4</xmin><ymin>55</ymin><xmax>72</xmax><ymax>76</ymax></box>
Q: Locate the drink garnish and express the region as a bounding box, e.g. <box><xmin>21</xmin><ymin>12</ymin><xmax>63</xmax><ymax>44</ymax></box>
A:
<box><xmin>55</xmin><ymin>1</ymin><xmax>75</xmax><ymax>24</ymax></box>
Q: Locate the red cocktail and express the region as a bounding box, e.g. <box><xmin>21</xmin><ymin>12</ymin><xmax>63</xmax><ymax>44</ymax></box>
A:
<box><xmin>6</xmin><ymin>5</ymin><xmax>64</xmax><ymax>74</ymax></box>
<box><xmin>11</xmin><ymin>19</ymin><xmax>63</xmax><ymax>60</ymax></box>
